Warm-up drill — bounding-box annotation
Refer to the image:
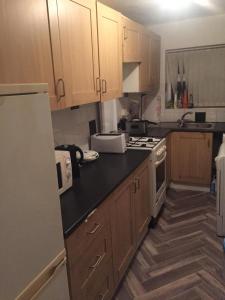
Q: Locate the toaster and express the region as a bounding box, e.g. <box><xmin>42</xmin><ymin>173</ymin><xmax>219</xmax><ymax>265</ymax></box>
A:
<box><xmin>91</xmin><ymin>133</ymin><xmax>127</xmax><ymax>153</ymax></box>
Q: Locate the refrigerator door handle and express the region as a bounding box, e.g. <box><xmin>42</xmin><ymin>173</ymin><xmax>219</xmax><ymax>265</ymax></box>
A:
<box><xmin>15</xmin><ymin>250</ymin><xmax>67</xmax><ymax>300</ymax></box>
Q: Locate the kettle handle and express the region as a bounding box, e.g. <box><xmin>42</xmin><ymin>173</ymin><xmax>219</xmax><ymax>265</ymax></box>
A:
<box><xmin>74</xmin><ymin>146</ymin><xmax>84</xmax><ymax>164</ymax></box>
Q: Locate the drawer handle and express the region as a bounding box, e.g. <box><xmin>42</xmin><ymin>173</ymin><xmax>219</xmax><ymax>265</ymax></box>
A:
<box><xmin>99</xmin><ymin>289</ymin><xmax>109</xmax><ymax>300</ymax></box>
<box><xmin>89</xmin><ymin>254</ymin><xmax>104</xmax><ymax>270</ymax></box>
<box><xmin>85</xmin><ymin>209</ymin><xmax>97</xmax><ymax>223</ymax></box>
<box><xmin>87</xmin><ymin>223</ymin><xmax>101</xmax><ymax>235</ymax></box>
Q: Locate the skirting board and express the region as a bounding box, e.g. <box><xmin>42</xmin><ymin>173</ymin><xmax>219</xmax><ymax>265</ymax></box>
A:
<box><xmin>170</xmin><ymin>182</ymin><xmax>210</xmax><ymax>192</ymax></box>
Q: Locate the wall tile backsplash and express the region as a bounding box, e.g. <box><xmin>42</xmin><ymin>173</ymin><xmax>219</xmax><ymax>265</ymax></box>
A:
<box><xmin>51</xmin><ymin>103</ymin><xmax>99</xmax><ymax>150</ymax></box>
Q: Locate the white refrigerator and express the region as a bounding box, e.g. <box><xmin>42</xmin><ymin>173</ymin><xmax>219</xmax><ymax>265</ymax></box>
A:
<box><xmin>0</xmin><ymin>84</ymin><xmax>70</xmax><ymax>300</ymax></box>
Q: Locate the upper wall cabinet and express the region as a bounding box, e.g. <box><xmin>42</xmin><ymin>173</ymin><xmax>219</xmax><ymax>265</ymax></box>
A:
<box><xmin>122</xmin><ymin>17</ymin><xmax>142</xmax><ymax>63</ymax></box>
<box><xmin>97</xmin><ymin>2</ymin><xmax>123</xmax><ymax>101</ymax></box>
<box><xmin>149</xmin><ymin>31</ymin><xmax>161</xmax><ymax>92</ymax></box>
<box><xmin>0</xmin><ymin>0</ymin><xmax>56</xmax><ymax>106</ymax></box>
<box><xmin>139</xmin><ymin>28</ymin><xmax>151</xmax><ymax>92</ymax></box>
<box><xmin>123</xmin><ymin>29</ymin><xmax>161</xmax><ymax>94</ymax></box>
<box><xmin>48</xmin><ymin>0</ymin><xmax>100</xmax><ymax>109</ymax></box>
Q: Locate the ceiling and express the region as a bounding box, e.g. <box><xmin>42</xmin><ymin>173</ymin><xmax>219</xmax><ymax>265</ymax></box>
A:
<box><xmin>100</xmin><ymin>0</ymin><xmax>225</xmax><ymax>25</ymax></box>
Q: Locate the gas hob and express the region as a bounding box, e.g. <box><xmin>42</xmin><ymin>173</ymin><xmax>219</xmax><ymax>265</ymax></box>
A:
<box><xmin>126</xmin><ymin>137</ymin><xmax>163</xmax><ymax>150</ymax></box>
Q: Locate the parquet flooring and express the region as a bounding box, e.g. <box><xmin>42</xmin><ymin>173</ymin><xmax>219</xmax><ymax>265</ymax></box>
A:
<box><xmin>114</xmin><ymin>189</ymin><xmax>225</xmax><ymax>300</ymax></box>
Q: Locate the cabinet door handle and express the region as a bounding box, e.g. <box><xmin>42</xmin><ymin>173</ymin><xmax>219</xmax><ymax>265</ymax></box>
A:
<box><xmin>102</xmin><ymin>79</ymin><xmax>107</xmax><ymax>94</ymax></box>
<box><xmin>87</xmin><ymin>223</ymin><xmax>101</xmax><ymax>235</ymax></box>
<box><xmin>137</xmin><ymin>178</ymin><xmax>140</xmax><ymax>190</ymax></box>
<box><xmin>133</xmin><ymin>181</ymin><xmax>137</xmax><ymax>194</ymax></box>
<box><xmin>56</xmin><ymin>78</ymin><xmax>65</xmax><ymax>102</ymax></box>
<box><xmin>124</xmin><ymin>27</ymin><xmax>128</xmax><ymax>40</ymax></box>
<box><xmin>89</xmin><ymin>254</ymin><xmax>104</xmax><ymax>269</ymax></box>
<box><xmin>99</xmin><ymin>289</ymin><xmax>109</xmax><ymax>300</ymax></box>
<box><xmin>96</xmin><ymin>77</ymin><xmax>101</xmax><ymax>93</ymax></box>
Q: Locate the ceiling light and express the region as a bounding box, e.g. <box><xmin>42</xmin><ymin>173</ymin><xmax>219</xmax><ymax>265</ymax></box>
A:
<box><xmin>157</xmin><ymin>0</ymin><xmax>193</xmax><ymax>11</ymax></box>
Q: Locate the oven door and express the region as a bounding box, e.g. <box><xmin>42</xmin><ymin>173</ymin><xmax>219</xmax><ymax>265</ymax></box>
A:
<box><xmin>155</xmin><ymin>152</ymin><xmax>167</xmax><ymax>199</ymax></box>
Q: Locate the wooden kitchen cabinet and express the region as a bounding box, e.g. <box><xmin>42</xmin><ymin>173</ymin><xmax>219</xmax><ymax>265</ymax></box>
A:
<box><xmin>0</xmin><ymin>0</ymin><xmax>56</xmax><ymax>107</ymax></box>
<box><xmin>139</xmin><ymin>28</ymin><xmax>151</xmax><ymax>92</ymax></box>
<box><xmin>110</xmin><ymin>158</ymin><xmax>150</xmax><ymax>285</ymax></box>
<box><xmin>65</xmin><ymin>199</ymin><xmax>114</xmax><ymax>300</ymax></box>
<box><xmin>122</xmin><ymin>16</ymin><xmax>142</xmax><ymax>63</ymax></box>
<box><xmin>97</xmin><ymin>2</ymin><xmax>123</xmax><ymax>101</ymax></box>
<box><xmin>133</xmin><ymin>160</ymin><xmax>150</xmax><ymax>245</ymax></box>
<box><xmin>66</xmin><ymin>158</ymin><xmax>150</xmax><ymax>300</ymax></box>
<box><xmin>170</xmin><ymin>132</ymin><xmax>213</xmax><ymax>186</ymax></box>
<box><xmin>149</xmin><ymin>32</ymin><xmax>161</xmax><ymax>92</ymax></box>
<box><xmin>48</xmin><ymin>0</ymin><xmax>100</xmax><ymax>109</ymax></box>
<box><xmin>166</xmin><ymin>134</ymin><xmax>172</xmax><ymax>187</ymax></box>
<box><xmin>110</xmin><ymin>176</ymin><xmax>135</xmax><ymax>284</ymax></box>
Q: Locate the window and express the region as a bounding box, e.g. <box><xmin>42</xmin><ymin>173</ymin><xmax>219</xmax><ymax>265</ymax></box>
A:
<box><xmin>165</xmin><ymin>45</ymin><xmax>225</xmax><ymax>108</ymax></box>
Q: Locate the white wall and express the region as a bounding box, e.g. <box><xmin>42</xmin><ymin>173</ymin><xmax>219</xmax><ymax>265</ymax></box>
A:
<box><xmin>144</xmin><ymin>14</ymin><xmax>225</xmax><ymax>122</ymax></box>
<box><xmin>51</xmin><ymin>103</ymin><xmax>99</xmax><ymax>150</ymax></box>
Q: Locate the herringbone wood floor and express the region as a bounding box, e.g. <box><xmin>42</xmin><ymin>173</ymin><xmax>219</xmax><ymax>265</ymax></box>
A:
<box><xmin>114</xmin><ymin>189</ymin><xmax>225</xmax><ymax>300</ymax></box>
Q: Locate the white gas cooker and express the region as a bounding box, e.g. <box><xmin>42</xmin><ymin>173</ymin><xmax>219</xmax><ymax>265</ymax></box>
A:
<box><xmin>126</xmin><ymin>136</ymin><xmax>163</xmax><ymax>150</ymax></box>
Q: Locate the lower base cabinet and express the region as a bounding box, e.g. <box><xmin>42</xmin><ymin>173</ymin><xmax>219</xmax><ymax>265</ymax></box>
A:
<box><xmin>170</xmin><ymin>132</ymin><xmax>213</xmax><ymax>186</ymax></box>
<box><xmin>65</xmin><ymin>158</ymin><xmax>150</xmax><ymax>300</ymax></box>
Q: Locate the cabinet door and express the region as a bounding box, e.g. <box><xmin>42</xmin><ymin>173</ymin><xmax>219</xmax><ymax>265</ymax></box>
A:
<box><xmin>97</xmin><ymin>2</ymin><xmax>123</xmax><ymax>101</ymax></box>
<box><xmin>133</xmin><ymin>160</ymin><xmax>150</xmax><ymax>246</ymax></box>
<box><xmin>150</xmin><ymin>32</ymin><xmax>161</xmax><ymax>92</ymax></box>
<box><xmin>122</xmin><ymin>17</ymin><xmax>141</xmax><ymax>63</ymax></box>
<box><xmin>139</xmin><ymin>29</ymin><xmax>151</xmax><ymax>92</ymax></box>
<box><xmin>110</xmin><ymin>178</ymin><xmax>135</xmax><ymax>283</ymax></box>
<box><xmin>48</xmin><ymin>0</ymin><xmax>100</xmax><ymax>109</ymax></box>
<box><xmin>0</xmin><ymin>0</ymin><xmax>56</xmax><ymax>106</ymax></box>
<box><xmin>171</xmin><ymin>132</ymin><xmax>213</xmax><ymax>185</ymax></box>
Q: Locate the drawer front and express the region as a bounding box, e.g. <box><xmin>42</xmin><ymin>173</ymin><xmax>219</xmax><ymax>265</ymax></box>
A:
<box><xmin>67</xmin><ymin>206</ymin><xmax>107</xmax><ymax>263</ymax></box>
<box><xmin>73</xmin><ymin>226</ymin><xmax>111</xmax><ymax>289</ymax></box>
<box><xmin>84</xmin><ymin>260</ymin><xmax>114</xmax><ymax>300</ymax></box>
<box><xmin>66</xmin><ymin>200</ymin><xmax>113</xmax><ymax>300</ymax></box>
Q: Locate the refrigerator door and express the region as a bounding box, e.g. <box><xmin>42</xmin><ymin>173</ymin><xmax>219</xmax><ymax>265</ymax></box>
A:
<box><xmin>0</xmin><ymin>84</ymin><xmax>69</xmax><ymax>300</ymax></box>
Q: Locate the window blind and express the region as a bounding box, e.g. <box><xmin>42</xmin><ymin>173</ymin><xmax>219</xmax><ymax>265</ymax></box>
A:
<box><xmin>165</xmin><ymin>45</ymin><xmax>225</xmax><ymax>108</ymax></box>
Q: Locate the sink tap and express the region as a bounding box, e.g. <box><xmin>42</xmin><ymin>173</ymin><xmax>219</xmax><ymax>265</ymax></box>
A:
<box><xmin>177</xmin><ymin>112</ymin><xmax>193</xmax><ymax>127</ymax></box>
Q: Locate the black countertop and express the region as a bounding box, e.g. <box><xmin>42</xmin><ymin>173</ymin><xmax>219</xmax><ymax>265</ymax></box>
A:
<box><xmin>60</xmin><ymin>150</ymin><xmax>150</xmax><ymax>238</ymax></box>
<box><xmin>147</xmin><ymin>122</ymin><xmax>225</xmax><ymax>138</ymax></box>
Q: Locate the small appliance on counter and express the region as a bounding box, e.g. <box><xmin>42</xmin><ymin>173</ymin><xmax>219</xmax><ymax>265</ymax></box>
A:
<box><xmin>55</xmin><ymin>144</ymin><xmax>84</xmax><ymax>178</ymax></box>
<box><xmin>126</xmin><ymin>119</ymin><xmax>158</xmax><ymax>136</ymax></box>
<box><xmin>55</xmin><ymin>150</ymin><xmax>73</xmax><ymax>195</ymax></box>
<box><xmin>91</xmin><ymin>133</ymin><xmax>126</xmax><ymax>153</ymax></box>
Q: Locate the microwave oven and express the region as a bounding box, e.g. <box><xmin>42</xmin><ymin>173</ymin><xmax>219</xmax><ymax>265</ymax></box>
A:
<box><xmin>55</xmin><ymin>150</ymin><xmax>73</xmax><ymax>195</ymax></box>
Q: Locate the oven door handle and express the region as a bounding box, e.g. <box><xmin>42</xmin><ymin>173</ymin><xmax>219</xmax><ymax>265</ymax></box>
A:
<box><xmin>155</xmin><ymin>152</ymin><xmax>167</xmax><ymax>167</ymax></box>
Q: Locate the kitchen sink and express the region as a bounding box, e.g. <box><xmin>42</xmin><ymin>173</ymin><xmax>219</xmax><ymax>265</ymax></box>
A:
<box><xmin>182</xmin><ymin>122</ymin><xmax>215</xmax><ymax>129</ymax></box>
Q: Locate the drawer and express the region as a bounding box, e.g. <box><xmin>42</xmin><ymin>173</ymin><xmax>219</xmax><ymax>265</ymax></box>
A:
<box><xmin>72</xmin><ymin>225</ymin><xmax>111</xmax><ymax>289</ymax></box>
<box><xmin>66</xmin><ymin>205</ymin><xmax>108</xmax><ymax>263</ymax></box>
<box><xmin>84</xmin><ymin>259</ymin><xmax>114</xmax><ymax>300</ymax></box>
<box><xmin>66</xmin><ymin>199</ymin><xmax>113</xmax><ymax>300</ymax></box>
